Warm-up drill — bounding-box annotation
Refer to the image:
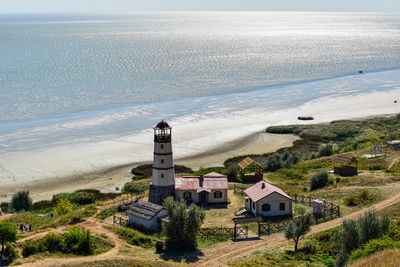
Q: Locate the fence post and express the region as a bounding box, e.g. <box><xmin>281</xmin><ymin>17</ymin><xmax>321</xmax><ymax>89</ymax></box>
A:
<box><xmin>309</xmin><ymin>196</ymin><xmax>311</xmax><ymax>206</ymax></box>
<box><xmin>234</xmin><ymin>224</ymin><xmax>237</xmax><ymax>239</ymax></box>
<box><xmin>337</xmin><ymin>205</ymin><xmax>340</xmax><ymax>217</ymax></box>
<box><xmin>258</xmin><ymin>222</ymin><xmax>260</xmax><ymax>237</ymax></box>
<box><xmin>294</xmin><ymin>194</ymin><xmax>297</xmax><ymax>203</ymax></box>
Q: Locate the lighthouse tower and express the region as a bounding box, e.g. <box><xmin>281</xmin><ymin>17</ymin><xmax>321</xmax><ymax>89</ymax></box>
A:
<box><xmin>148</xmin><ymin>120</ymin><xmax>175</xmax><ymax>205</ymax></box>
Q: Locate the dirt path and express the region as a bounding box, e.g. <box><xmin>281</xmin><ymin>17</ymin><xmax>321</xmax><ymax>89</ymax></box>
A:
<box><xmin>192</xmin><ymin>191</ymin><xmax>400</xmax><ymax>267</ymax></box>
<box><xmin>389</xmin><ymin>156</ymin><xmax>400</xmax><ymax>169</ymax></box>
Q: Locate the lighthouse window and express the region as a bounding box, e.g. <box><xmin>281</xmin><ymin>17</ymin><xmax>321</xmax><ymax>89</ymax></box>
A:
<box><xmin>160</xmin><ymin>144</ymin><xmax>164</xmax><ymax>149</ymax></box>
<box><xmin>161</xmin><ymin>173</ymin><xmax>164</xmax><ymax>178</ymax></box>
<box><xmin>161</xmin><ymin>159</ymin><xmax>164</xmax><ymax>164</ymax></box>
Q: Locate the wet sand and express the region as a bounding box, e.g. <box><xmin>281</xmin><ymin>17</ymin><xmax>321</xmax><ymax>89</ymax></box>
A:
<box><xmin>0</xmin><ymin>132</ymin><xmax>298</xmax><ymax>202</ymax></box>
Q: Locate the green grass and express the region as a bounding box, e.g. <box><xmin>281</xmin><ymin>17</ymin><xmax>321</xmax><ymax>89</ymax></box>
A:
<box><xmin>197</xmin><ymin>236</ymin><xmax>231</xmax><ymax>250</ymax></box>
<box><xmin>114</xmin><ymin>226</ymin><xmax>158</xmax><ymax>248</ymax></box>
<box><xmin>96</xmin><ymin>206</ymin><xmax>118</xmax><ymax>220</ymax></box>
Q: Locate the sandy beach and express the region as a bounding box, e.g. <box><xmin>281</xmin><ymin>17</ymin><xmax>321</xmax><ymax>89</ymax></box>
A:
<box><xmin>0</xmin><ymin>132</ymin><xmax>298</xmax><ymax>202</ymax></box>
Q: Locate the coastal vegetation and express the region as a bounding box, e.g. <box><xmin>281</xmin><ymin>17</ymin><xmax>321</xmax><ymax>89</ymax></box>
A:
<box><xmin>162</xmin><ymin>197</ymin><xmax>205</xmax><ymax>251</ymax></box>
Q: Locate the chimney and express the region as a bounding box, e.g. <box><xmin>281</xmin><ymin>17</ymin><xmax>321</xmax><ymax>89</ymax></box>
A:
<box><xmin>199</xmin><ymin>175</ymin><xmax>204</xmax><ymax>187</ymax></box>
<box><xmin>261</xmin><ymin>182</ymin><xmax>265</xmax><ymax>189</ymax></box>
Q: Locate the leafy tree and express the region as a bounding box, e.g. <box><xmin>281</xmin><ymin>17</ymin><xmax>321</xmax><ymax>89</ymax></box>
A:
<box><xmin>62</xmin><ymin>226</ymin><xmax>95</xmax><ymax>255</ymax></box>
<box><xmin>284</xmin><ymin>213</ymin><xmax>312</xmax><ymax>252</ymax></box>
<box><xmin>54</xmin><ymin>199</ymin><xmax>73</xmax><ymax>215</ymax></box>
<box><xmin>11</xmin><ymin>191</ymin><xmax>32</xmax><ymax>212</ymax></box>
<box><xmin>0</xmin><ymin>221</ymin><xmax>18</xmax><ymax>258</ymax></box>
<box><xmin>162</xmin><ymin>197</ymin><xmax>205</xmax><ymax>251</ymax></box>
<box><xmin>310</xmin><ymin>171</ymin><xmax>329</xmax><ymax>190</ymax></box>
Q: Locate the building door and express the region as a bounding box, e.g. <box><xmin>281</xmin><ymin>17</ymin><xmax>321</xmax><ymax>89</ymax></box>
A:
<box><xmin>200</xmin><ymin>192</ymin><xmax>208</xmax><ymax>204</ymax></box>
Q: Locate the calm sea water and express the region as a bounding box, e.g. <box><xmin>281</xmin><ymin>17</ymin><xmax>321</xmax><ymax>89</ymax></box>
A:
<box><xmin>1</xmin><ymin>12</ymin><xmax>400</xmax><ymax>123</ymax></box>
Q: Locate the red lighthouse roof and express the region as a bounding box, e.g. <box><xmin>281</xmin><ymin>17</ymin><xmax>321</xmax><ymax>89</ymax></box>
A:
<box><xmin>154</xmin><ymin>120</ymin><xmax>171</xmax><ymax>130</ymax></box>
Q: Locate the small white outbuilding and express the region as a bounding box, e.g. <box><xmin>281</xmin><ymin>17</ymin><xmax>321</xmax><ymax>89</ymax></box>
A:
<box><xmin>244</xmin><ymin>181</ymin><xmax>292</xmax><ymax>217</ymax></box>
<box><xmin>127</xmin><ymin>200</ymin><xmax>167</xmax><ymax>231</ymax></box>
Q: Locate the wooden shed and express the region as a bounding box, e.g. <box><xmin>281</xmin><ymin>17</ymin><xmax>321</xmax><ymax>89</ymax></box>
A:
<box><xmin>332</xmin><ymin>154</ymin><xmax>358</xmax><ymax>176</ymax></box>
<box><xmin>238</xmin><ymin>157</ymin><xmax>263</xmax><ymax>182</ymax></box>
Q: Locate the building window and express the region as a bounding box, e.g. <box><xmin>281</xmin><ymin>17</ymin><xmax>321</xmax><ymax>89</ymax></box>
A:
<box><xmin>252</xmin><ymin>203</ymin><xmax>255</xmax><ymax>209</ymax></box>
<box><xmin>161</xmin><ymin>173</ymin><xmax>164</xmax><ymax>178</ymax></box>
<box><xmin>184</xmin><ymin>191</ymin><xmax>192</xmax><ymax>199</ymax></box>
<box><xmin>245</xmin><ymin>198</ymin><xmax>248</xmax><ymax>202</ymax></box>
<box><xmin>160</xmin><ymin>144</ymin><xmax>164</xmax><ymax>149</ymax></box>
<box><xmin>161</xmin><ymin>159</ymin><xmax>164</xmax><ymax>164</ymax></box>
<box><xmin>262</xmin><ymin>203</ymin><xmax>271</xmax><ymax>212</ymax></box>
<box><xmin>280</xmin><ymin>203</ymin><xmax>285</xmax><ymax>211</ymax></box>
<box><xmin>214</xmin><ymin>191</ymin><xmax>222</xmax><ymax>199</ymax></box>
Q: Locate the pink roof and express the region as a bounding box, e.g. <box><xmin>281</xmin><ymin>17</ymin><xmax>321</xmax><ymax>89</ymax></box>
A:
<box><xmin>154</xmin><ymin>120</ymin><xmax>171</xmax><ymax>130</ymax></box>
<box><xmin>175</xmin><ymin>172</ymin><xmax>228</xmax><ymax>192</ymax></box>
<box><xmin>244</xmin><ymin>181</ymin><xmax>292</xmax><ymax>202</ymax></box>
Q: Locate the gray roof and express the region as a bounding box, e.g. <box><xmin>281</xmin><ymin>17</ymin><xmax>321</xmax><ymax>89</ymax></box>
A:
<box><xmin>127</xmin><ymin>200</ymin><xmax>165</xmax><ymax>220</ymax></box>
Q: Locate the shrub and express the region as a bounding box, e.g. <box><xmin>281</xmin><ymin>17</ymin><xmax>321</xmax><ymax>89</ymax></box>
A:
<box><xmin>0</xmin><ymin>221</ymin><xmax>18</xmax><ymax>257</ymax></box>
<box><xmin>54</xmin><ymin>199</ymin><xmax>73</xmax><ymax>215</ymax></box>
<box><xmin>319</xmin><ymin>144</ymin><xmax>333</xmax><ymax>157</ymax></box>
<box><xmin>41</xmin><ymin>232</ymin><xmax>62</xmax><ymax>253</ymax></box>
<box><xmin>344</xmin><ymin>195</ymin><xmax>358</xmax><ymax>206</ymax></box>
<box><xmin>122</xmin><ymin>179</ymin><xmax>151</xmax><ymax>195</ymax></box>
<box><xmin>22</xmin><ymin>240</ymin><xmax>39</xmax><ymax>257</ymax></box>
<box><xmin>264</xmin><ymin>153</ymin><xmax>283</xmax><ymax>172</ymax></box>
<box><xmin>115</xmin><ymin>227</ymin><xmax>155</xmax><ymax>248</ymax></box>
<box><xmin>349</xmin><ymin>237</ymin><xmax>400</xmax><ymax>262</ymax></box>
<box><xmin>62</xmin><ymin>226</ymin><xmax>96</xmax><ymax>255</ymax></box>
<box><xmin>310</xmin><ymin>171</ymin><xmax>329</xmax><ymax>190</ymax></box>
<box><xmin>11</xmin><ymin>191</ymin><xmax>32</xmax><ymax>212</ymax></box>
<box><xmin>3</xmin><ymin>243</ymin><xmax>18</xmax><ymax>260</ymax></box>
<box><xmin>358</xmin><ymin>211</ymin><xmax>390</xmax><ymax>244</ymax></box>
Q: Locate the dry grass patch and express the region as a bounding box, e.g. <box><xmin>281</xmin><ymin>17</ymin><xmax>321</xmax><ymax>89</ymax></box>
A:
<box><xmin>350</xmin><ymin>249</ymin><xmax>400</xmax><ymax>267</ymax></box>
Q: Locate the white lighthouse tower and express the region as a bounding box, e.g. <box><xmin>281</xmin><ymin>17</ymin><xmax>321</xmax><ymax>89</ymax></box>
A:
<box><xmin>148</xmin><ymin>120</ymin><xmax>175</xmax><ymax>205</ymax></box>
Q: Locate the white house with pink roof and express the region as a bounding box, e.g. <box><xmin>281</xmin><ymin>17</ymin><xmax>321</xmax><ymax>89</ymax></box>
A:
<box><xmin>244</xmin><ymin>181</ymin><xmax>292</xmax><ymax>217</ymax></box>
<box><xmin>175</xmin><ymin>172</ymin><xmax>228</xmax><ymax>204</ymax></box>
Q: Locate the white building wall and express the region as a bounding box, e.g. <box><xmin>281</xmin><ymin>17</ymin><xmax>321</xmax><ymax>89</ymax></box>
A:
<box><xmin>129</xmin><ymin>210</ymin><xmax>167</xmax><ymax>230</ymax></box>
<box><xmin>255</xmin><ymin>192</ymin><xmax>292</xmax><ymax>217</ymax></box>
<box><xmin>175</xmin><ymin>190</ymin><xmax>199</xmax><ymax>203</ymax></box>
<box><xmin>208</xmin><ymin>189</ymin><xmax>228</xmax><ymax>203</ymax></box>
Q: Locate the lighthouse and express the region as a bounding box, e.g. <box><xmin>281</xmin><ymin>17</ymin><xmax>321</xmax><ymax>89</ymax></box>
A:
<box><xmin>148</xmin><ymin>120</ymin><xmax>176</xmax><ymax>205</ymax></box>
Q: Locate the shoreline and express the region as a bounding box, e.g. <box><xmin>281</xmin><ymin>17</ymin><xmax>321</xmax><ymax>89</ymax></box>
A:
<box><xmin>0</xmin><ymin>132</ymin><xmax>299</xmax><ymax>202</ymax></box>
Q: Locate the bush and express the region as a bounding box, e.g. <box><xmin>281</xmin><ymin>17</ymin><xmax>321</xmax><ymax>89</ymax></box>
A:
<box><xmin>264</xmin><ymin>153</ymin><xmax>283</xmax><ymax>172</ymax></box>
<box><xmin>319</xmin><ymin>144</ymin><xmax>333</xmax><ymax>157</ymax></box>
<box><xmin>122</xmin><ymin>179</ymin><xmax>151</xmax><ymax>195</ymax></box>
<box><xmin>11</xmin><ymin>191</ymin><xmax>32</xmax><ymax>212</ymax></box>
<box><xmin>344</xmin><ymin>195</ymin><xmax>358</xmax><ymax>206</ymax></box>
<box><xmin>41</xmin><ymin>232</ymin><xmax>62</xmax><ymax>253</ymax></box>
<box><xmin>310</xmin><ymin>171</ymin><xmax>329</xmax><ymax>190</ymax></box>
<box><xmin>62</xmin><ymin>226</ymin><xmax>96</xmax><ymax>255</ymax></box>
<box><xmin>358</xmin><ymin>211</ymin><xmax>390</xmax><ymax>244</ymax></box>
<box><xmin>22</xmin><ymin>240</ymin><xmax>39</xmax><ymax>257</ymax></box>
<box><xmin>115</xmin><ymin>227</ymin><xmax>155</xmax><ymax>248</ymax></box>
<box><xmin>54</xmin><ymin>199</ymin><xmax>73</xmax><ymax>215</ymax></box>
<box><xmin>3</xmin><ymin>243</ymin><xmax>18</xmax><ymax>260</ymax></box>
<box><xmin>349</xmin><ymin>237</ymin><xmax>400</xmax><ymax>262</ymax></box>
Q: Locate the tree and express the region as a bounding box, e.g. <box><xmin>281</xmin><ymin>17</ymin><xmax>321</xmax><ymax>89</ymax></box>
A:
<box><xmin>0</xmin><ymin>221</ymin><xmax>18</xmax><ymax>258</ymax></box>
<box><xmin>310</xmin><ymin>171</ymin><xmax>329</xmax><ymax>190</ymax></box>
<box><xmin>226</xmin><ymin>166</ymin><xmax>239</xmax><ymax>182</ymax></box>
<box><xmin>284</xmin><ymin>213</ymin><xmax>312</xmax><ymax>252</ymax></box>
<box><xmin>357</xmin><ymin>210</ymin><xmax>390</xmax><ymax>244</ymax></box>
<box><xmin>54</xmin><ymin>199</ymin><xmax>73</xmax><ymax>215</ymax></box>
<box><xmin>162</xmin><ymin>197</ymin><xmax>205</xmax><ymax>251</ymax></box>
<box><xmin>11</xmin><ymin>191</ymin><xmax>32</xmax><ymax>212</ymax></box>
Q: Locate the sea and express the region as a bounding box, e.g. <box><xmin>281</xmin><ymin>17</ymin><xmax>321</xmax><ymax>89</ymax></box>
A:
<box><xmin>1</xmin><ymin>12</ymin><xmax>400</xmax><ymax>183</ymax></box>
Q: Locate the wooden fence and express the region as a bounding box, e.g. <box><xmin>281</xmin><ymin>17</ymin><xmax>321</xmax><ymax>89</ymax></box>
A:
<box><xmin>293</xmin><ymin>194</ymin><xmax>340</xmax><ymax>218</ymax></box>
<box><xmin>113</xmin><ymin>215</ymin><xmax>129</xmax><ymax>227</ymax></box>
<box><xmin>197</xmin><ymin>226</ymin><xmax>248</xmax><ymax>239</ymax></box>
